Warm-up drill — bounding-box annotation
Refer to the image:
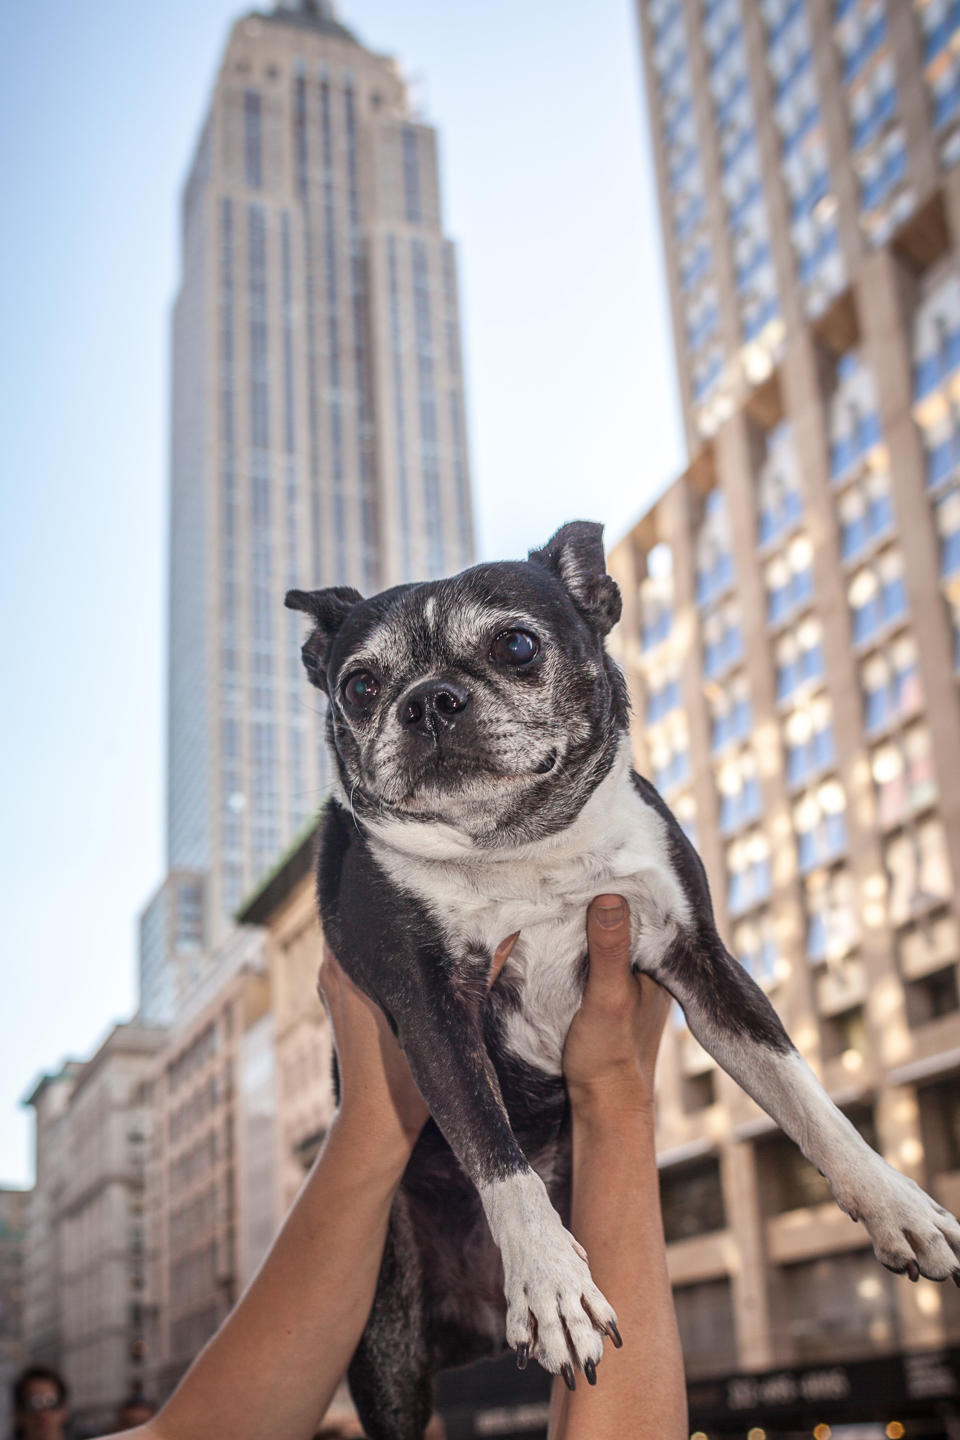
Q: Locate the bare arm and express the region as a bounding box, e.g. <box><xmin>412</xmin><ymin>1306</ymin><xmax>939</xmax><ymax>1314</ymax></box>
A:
<box><xmin>549</xmin><ymin>895</ymin><xmax>687</xmax><ymax>1440</ymax></box>
<box><xmin>102</xmin><ymin>937</ymin><xmax>515</xmax><ymax>1440</ymax></box>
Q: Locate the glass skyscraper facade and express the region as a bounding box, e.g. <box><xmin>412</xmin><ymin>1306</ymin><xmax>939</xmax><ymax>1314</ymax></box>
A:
<box><xmin>142</xmin><ymin>0</ymin><xmax>473</xmax><ymax>1019</ymax></box>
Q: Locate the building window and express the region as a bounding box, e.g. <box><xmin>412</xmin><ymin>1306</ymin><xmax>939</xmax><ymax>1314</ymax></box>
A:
<box><xmin>243</xmin><ymin>89</ymin><xmax>262</xmax><ymax>189</ymax></box>
<box><xmin>849</xmin><ymin>548</ymin><xmax>908</xmax><ymax>645</ymax></box>
<box><xmin>660</xmin><ymin>1157</ymin><xmax>726</xmax><ymax>1243</ymax></box>
<box><xmin>695</xmin><ymin>490</ymin><xmax>735</xmax><ymax>605</ymax></box>
<box><xmin>860</xmin><ymin>634</ymin><xmax>923</xmax><ymax>733</ymax></box>
<box><xmin>646</xmin><ymin>665</ymin><xmax>682</xmax><ymax>723</ymax></box>
<box><xmin>805</xmin><ymin>866</ymin><xmax>859</xmax><ymax>963</ymax></box>
<box><xmin>402</xmin><ymin>126</ymin><xmax>422</xmax><ymax>224</ymax></box>
<box><xmin>765</xmin><ymin>534</ymin><xmax>815</xmax><ymax>625</ymax></box>
<box><xmin>886</xmin><ymin>819</ymin><xmax>954</xmax><ymax>925</ymax></box>
<box><xmin>640</xmin><ymin>544</ymin><xmax>675</xmax><ymax>650</ymax></box>
<box><xmin>775</xmin><ymin>617</ymin><xmax>825</xmax><ymax>701</ymax></box>
<box><xmin>673</xmin><ymin>1279</ymin><xmax>738</xmax><ymax>1380</ymax></box>
<box><xmin>837</xmin><ymin>467</ymin><xmax>895</xmax><ymax>561</ymax></box>
<box><xmin>734</xmin><ymin>909</ymin><xmax>780</xmax><ymax>984</ymax></box>
<box><xmin>709</xmin><ymin>671</ymin><xmax>753</xmax><ymax>751</ymax></box>
<box><xmin>726</xmin><ymin>829</ymin><xmax>773</xmax><ymax>915</ymax></box>
<box><xmin>673</xmin><ymin>791</ymin><xmax>699</xmax><ymax>846</ymax></box>
<box><xmin>829</xmin><ymin>352</ymin><xmax>883</xmax><ymax>479</ymax></box>
<box><xmin>794</xmin><ymin>779</ymin><xmax>848</xmax><ymax>872</ymax></box>
<box><xmin>784</xmin><ymin>692</ymin><xmax>836</xmax><ymax>787</ymax></box>
<box><xmin>702</xmin><ymin>598</ymin><xmax>744</xmax><ymax>678</ymax></box>
<box><xmin>872</xmin><ymin>725</ymin><xmax>938</xmax><ymax>830</ymax></box>
<box><xmin>780</xmin><ymin>1250</ymin><xmax>898</xmax><ymax>1363</ymax></box>
<box><xmin>757</xmin><ymin>422</ymin><xmax>804</xmax><ymax>546</ymax></box>
<box><xmin>650</xmin><ymin>714</ymin><xmax>692</xmax><ymax>796</ymax></box>
<box><xmin>717</xmin><ymin>747</ymin><xmax>762</xmax><ymax>835</ymax></box>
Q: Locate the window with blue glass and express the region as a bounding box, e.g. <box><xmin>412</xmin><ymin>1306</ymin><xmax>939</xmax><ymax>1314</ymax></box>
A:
<box><xmin>794</xmin><ymin>781</ymin><xmax>848</xmax><ymax>873</ymax></box>
<box><xmin>860</xmin><ymin>636</ymin><xmax>923</xmax><ymax>734</ymax></box>
<box><xmin>758</xmin><ymin>427</ymin><xmax>804</xmax><ymax>545</ymax></box>
<box><xmin>805</xmin><ymin>867</ymin><xmax>858</xmax><ymax>963</ymax></box>
<box><xmin>641</xmin><ymin>546</ymin><xmax>675</xmax><ymax>651</ymax></box>
<box><xmin>735</xmin><ymin>911</ymin><xmax>780</xmax><ymax>985</ymax></box>
<box><xmin>838</xmin><ymin>470</ymin><xmax>895</xmax><ymax>561</ymax></box>
<box><xmin>784</xmin><ymin>694</ymin><xmax>836</xmax><ymax>788</ymax></box>
<box><xmin>651</xmin><ymin>717</ymin><xmax>692</xmax><ymax>796</ymax></box>
<box><xmin>647</xmin><ymin>671</ymin><xmax>682</xmax><ymax>723</ymax></box>
<box><xmin>837</xmin><ymin>1</ymin><xmax>887</xmax><ymax>84</ymax></box>
<box><xmin>765</xmin><ymin>535</ymin><xmax>815</xmax><ymax>625</ymax></box>
<box><xmin>829</xmin><ymin>354</ymin><xmax>882</xmax><ymax>479</ymax></box>
<box><xmin>717</xmin><ymin>749</ymin><xmax>763</xmax><ymax>835</ymax></box>
<box><xmin>848</xmin><ymin>551</ymin><xmax>908</xmax><ymax>645</ymax></box>
<box><xmin>710</xmin><ymin>674</ymin><xmax>753</xmax><ymax>751</ymax></box>
<box><xmin>703</xmin><ymin>601</ymin><xmax>745</xmax><ymax>678</ymax></box>
<box><xmin>727</xmin><ymin>831</ymin><xmax>773</xmax><ymax>916</ymax></box>
<box><xmin>776</xmin><ymin>618</ymin><xmax>825</xmax><ymax>701</ymax></box>
<box><xmin>914</xmin><ymin>279</ymin><xmax>960</xmax><ymax>401</ymax></box>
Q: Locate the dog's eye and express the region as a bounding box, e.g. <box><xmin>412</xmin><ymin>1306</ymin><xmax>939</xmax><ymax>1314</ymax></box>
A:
<box><xmin>343</xmin><ymin>670</ymin><xmax>380</xmax><ymax>709</ymax></box>
<box><xmin>490</xmin><ymin>630</ymin><xmax>540</xmax><ymax>666</ymax></box>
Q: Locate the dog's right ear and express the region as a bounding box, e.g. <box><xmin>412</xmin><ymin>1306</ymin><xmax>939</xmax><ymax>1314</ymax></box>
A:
<box><xmin>285</xmin><ymin>586</ymin><xmax>363</xmax><ymax>687</ymax></box>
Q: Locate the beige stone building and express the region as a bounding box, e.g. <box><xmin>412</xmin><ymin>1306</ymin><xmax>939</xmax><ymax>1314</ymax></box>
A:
<box><xmin>0</xmin><ymin>1186</ymin><xmax>29</xmax><ymax>1439</ymax></box>
<box><xmin>22</xmin><ymin>1026</ymin><xmax>164</xmax><ymax>1436</ymax></box>
<box><xmin>143</xmin><ymin>924</ymin><xmax>271</xmax><ymax>1401</ymax></box>
<box><xmin>619</xmin><ymin>0</ymin><xmax>960</xmax><ymax>1432</ymax></box>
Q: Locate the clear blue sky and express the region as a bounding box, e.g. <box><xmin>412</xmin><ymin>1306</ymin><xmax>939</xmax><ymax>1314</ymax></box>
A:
<box><xmin>0</xmin><ymin>0</ymin><xmax>683</xmax><ymax>1186</ymax></box>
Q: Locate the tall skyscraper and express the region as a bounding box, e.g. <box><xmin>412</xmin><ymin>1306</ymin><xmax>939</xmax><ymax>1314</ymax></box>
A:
<box><xmin>140</xmin><ymin>0</ymin><xmax>473</xmax><ymax>1020</ymax></box>
<box><xmin>605</xmin><ymin>1</ymin><xmax>960</xmax><ymax>1432</ymax></box>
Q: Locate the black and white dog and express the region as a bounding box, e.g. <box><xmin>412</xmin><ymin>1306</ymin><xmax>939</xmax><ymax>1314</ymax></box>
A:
<box><xmin>288</xmin><ymin>521</ymin><xmax>960</xmax><ymax>1440</ymax></box>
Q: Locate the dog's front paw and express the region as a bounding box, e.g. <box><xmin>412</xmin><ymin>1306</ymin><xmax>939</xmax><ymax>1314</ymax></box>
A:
<box><xmin>848</xmin><ymin>1162</ymin><xmax>960</xmax><ymax>1283</ymax></box>
<box><xmin>481</xmin><ymin>1170</ymin><xmax>619</xmax><ymax>1385</ymax></box>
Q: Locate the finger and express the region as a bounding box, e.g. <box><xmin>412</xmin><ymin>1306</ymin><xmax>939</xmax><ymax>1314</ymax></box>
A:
<box><xmin>584</xmin><ymin>895</ymin><xmax>632</xmax><ymax>1008</ymax></box>
<box><xmin>490</xmin><ymin>931</ymin><xmax>520</xmax><ymax>986</ymax></box>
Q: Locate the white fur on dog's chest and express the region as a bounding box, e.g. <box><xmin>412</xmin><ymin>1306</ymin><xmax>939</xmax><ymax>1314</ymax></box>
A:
<box><xmin>366</xmin><ymin>745</ymin><xmax>692</xmax><ymax>1075</ymax></box>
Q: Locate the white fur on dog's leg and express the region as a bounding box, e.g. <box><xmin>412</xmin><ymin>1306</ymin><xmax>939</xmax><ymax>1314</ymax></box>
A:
<box><xmin>480</xmin><ymin>1170</ymin><xmax>617</xmax><ymax>1376</ymax></box>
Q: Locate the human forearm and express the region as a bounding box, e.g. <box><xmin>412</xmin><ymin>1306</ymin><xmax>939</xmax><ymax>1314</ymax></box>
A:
<box><xmin>549</xmin><ymin>1101</ymin><xmax>687</xmax><ymax>1440</ymax></box>
<box><xmin>144</xmin><ymin>1111</ymin><xmax>411</xmax><ymax>1440</ymax></box>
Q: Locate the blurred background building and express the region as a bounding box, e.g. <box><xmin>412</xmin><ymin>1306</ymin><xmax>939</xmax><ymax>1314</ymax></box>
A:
<box><xmin>138</xmin><ymin>0</ymin><xmax>475</xmax><ymax>1026</ymax></box>
<box><xmin>602</xmin><ymin>0</ymin><xmax>960</xmax><ymax>1433</ymax></box>
<box><xmin>21</xmin><ymin>1028</ymin><xmax>163</xmax><ymax>1436</ymax></box>
<box><xmin>0</xmin><ymin>1187</ymin><xmax>28</xmax><ymax>1440</ymax></box>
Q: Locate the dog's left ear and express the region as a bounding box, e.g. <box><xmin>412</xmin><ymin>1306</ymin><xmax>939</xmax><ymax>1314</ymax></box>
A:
<box><xmin>285</xmin><ymin>586</ymin><xmax>363</xmax><ymax>687</ymax></box>
<box><xmin>528</xmin><ymin>521</ymin><xmax>622</xmax><ymax>636</ymax></box>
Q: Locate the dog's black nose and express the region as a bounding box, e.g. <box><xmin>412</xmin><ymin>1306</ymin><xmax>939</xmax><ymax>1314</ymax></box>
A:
<box><xmin>399</xmin><ymin>679</ymin><xmax>470</xmax><ymax>732</ymax></box>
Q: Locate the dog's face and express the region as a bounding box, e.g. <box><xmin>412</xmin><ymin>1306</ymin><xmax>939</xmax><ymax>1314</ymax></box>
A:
<box><xmin>287</xmin><ymin>522</ymin><xmax>628</xmax><ymax>845</ymax></box>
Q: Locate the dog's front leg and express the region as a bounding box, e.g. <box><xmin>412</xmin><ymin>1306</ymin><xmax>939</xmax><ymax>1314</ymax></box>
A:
<box><xmin>654</xmin><ymin>927</ymin><xmax>960</xmax><ymax>1284</ymax></box>
<box><xmin>382</xmin><ymin>963</ymin><xmax>618</xmax><ymax>1383</ymax></box>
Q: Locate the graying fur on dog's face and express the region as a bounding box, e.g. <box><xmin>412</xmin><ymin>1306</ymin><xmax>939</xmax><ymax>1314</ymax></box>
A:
<box><xmin>288</xmin><ymin>523</ymin><xmax>629</xmax><ymax>846</ymax></box>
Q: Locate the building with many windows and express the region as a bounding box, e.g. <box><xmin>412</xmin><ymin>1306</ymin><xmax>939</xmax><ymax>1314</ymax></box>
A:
<box><xmin>21</xmin><ymin>1028</ymin><xmax>164</xmax><ymax>1437</ymax></box>
<box><xmin>616</xmin><ymin>0</ymin><xmax>960</xmax><ymax>1431</ymax></box>
<box><xmin>140</xmin><ymin>0</ymin><xmax>474</xmax><ymax>1021</ymax></box>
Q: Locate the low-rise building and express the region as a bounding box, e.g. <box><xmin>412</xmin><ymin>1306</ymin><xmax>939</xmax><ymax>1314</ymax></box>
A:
<box><xmin>0</xmin><ymin>1186</ymin><xmax>30</xmax><ymax>1439</ymax></box>
<box><xmin>144</xmin><ymin>925</ymin><xmax>269</xmax><ymax>1401</ymax></box>
<box><xmin>22</xmin><ymin>1026</ymin><xmax>165</xmax><ymax>1437</ymax></box>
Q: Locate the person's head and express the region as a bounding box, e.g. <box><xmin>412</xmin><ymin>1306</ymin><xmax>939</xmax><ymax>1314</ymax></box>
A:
<box><xmin>114</xmin><ymin>1393</ymin><xmax>157</xmax><ymax>1430</ymax></box>
<box><xmin>12</xmin><ymin>1367</ymin><xmax>69</xmax><ymax>1439</ymax></box>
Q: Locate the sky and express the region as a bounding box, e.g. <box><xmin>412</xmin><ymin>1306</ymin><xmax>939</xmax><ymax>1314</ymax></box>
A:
<box><xmin>0</xmin><ymin>0</ymin><xmax>684</xmax><ymax>1187</ymax></box>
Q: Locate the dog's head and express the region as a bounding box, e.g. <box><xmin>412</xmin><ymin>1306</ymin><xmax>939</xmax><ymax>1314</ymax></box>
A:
<box><xmin>286</xmin><ymin>521</ymin><xmax>628</xmax><ymax>846</ymax></box>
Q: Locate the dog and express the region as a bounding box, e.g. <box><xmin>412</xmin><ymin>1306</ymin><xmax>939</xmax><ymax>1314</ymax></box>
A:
<box><xmin>287</xmin><ymin>521</ymin><xmax>960</xmax><ymax>1440</ymax></box>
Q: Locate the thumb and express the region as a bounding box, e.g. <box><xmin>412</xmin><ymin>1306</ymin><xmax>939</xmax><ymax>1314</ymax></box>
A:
<box><xmin>584</xmin><ymin>895</ymin><xmax>632</xmax><ymax>1004</ymax></box>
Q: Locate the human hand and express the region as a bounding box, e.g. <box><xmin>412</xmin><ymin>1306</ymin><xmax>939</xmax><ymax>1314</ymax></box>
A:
<box><xmin>562</xmin><ymin>895</ymin><xmax>671</xmax><ymax>1116</ymax></box>
<box><xmin>318</xmin><ymin>934</ymin><xmax>519</xmax><ymax>1161</ymax></box>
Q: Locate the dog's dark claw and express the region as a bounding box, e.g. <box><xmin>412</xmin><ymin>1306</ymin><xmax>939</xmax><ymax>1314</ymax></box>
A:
<box><xmin>953</xmin><ymin>1270</ymin><xmax>960</xmax><ymax>1288</ymax></box>
<box><xmin>561</xmin><ymin>1363</ymin><xmax>576</xmax><ymax>1392</ymax></box>
<box><xmin>584</xmin><ymin>1359</ymin><xmax>597</xmax><ymax>1386</ymax></box>
<box><xmin>516</xmin><ymin>1343</ymin><xmax>529</xmax><ymax>1371</ymax></box>
<box><xmin>906</xmin><ymin>1260</ymin><xmax>920</xmax><ymax>1282</ymax></box>
<box><xmin>606</xmin><ymin>1320</ymin><xmax>623</xmax><ymax>1349</ymax></box>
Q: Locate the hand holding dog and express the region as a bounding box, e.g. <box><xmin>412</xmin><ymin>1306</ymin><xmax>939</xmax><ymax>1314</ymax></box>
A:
<box><xmin>563</xmin><ymin>895</ymin><xmax>671</xmax><ymax>1116</ymax></box>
